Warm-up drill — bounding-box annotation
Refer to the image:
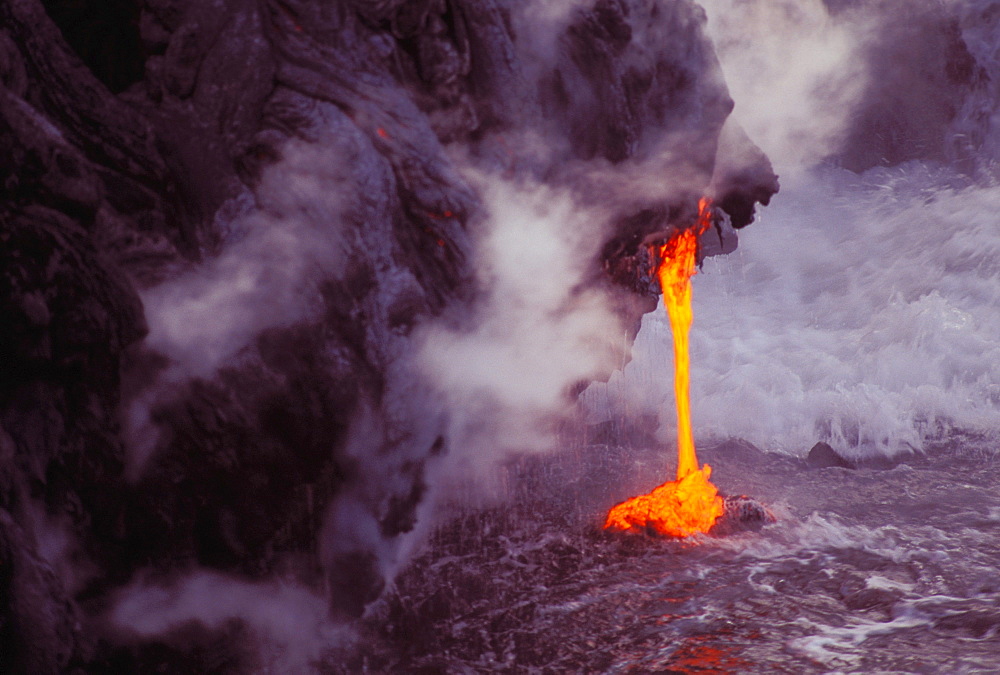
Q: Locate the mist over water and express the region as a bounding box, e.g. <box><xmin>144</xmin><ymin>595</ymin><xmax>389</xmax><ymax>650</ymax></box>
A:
<box><xmin>586</xmin><ymin>164</ymin><xmax>1000</xmax><ymax>459</ymax></box>
<box><xmin>584</xmin><ymin>0</ymin><xmax>1000</xmax><ymax>461</ymax></box>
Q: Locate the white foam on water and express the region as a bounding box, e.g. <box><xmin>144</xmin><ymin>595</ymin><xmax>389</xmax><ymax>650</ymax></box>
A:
<box><xmin>788</xmin><ymin>603</ymin><xmax>932</xmax><ymax>669</ymax></box>
<box><xmin>709</xmin><ymin>511</ymin><xmax>914</xmax><ymax>563</ymax></box>
<box><xmin>865</xmin><ymin>575</ymin><xmax>915</xmax><ymax>593</ymax></box>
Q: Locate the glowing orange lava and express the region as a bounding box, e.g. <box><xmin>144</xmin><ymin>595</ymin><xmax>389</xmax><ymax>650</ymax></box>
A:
<box><xmin>604</xmin><ymin>198</ymin><xmax>724</xmax><ymax>537</ymax></box>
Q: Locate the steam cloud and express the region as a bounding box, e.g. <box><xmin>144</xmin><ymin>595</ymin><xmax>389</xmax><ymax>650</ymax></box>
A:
<box><xmin>141</xmin><ymin>141</ymin><xmax>351</xmax><ymax>378</ymax></box>
<box><xmin>417</xmin><ymin>175</ymin><xmax>626</xmax><ymax>485</ymax></box>
<box><xmin>111</xmin><ymin>571</ymin><xmax>351</xmax><ymax>671</ymax></box>
<box><xmin>698</xmin><ymin>0</ymin><xmax>873</xmax><ymax>170</ymax></box>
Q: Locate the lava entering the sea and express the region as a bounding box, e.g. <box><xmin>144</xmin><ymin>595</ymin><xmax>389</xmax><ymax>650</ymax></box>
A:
<box><xmin>604</xmin><ymin>198</ymin><xmax>725</xmax><ymax>537</ymax></box>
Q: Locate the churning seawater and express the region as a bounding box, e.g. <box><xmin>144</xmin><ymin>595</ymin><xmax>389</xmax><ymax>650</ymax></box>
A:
<box><xmin>350</xmin><ymin>435</ymin><xmax>1000</xmax><ymax>673</ymax></box>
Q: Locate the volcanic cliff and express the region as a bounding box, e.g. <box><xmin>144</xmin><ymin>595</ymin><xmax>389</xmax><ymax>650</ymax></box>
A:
<box><xmin>0</xmin><ymin>0</ymin><xmax>783</xmax><ymax>669</ymax></box>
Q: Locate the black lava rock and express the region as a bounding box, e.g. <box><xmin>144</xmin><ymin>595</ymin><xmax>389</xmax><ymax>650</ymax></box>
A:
<box><xmin>807</xmin><ymin>442</ymin><xmax>856</xmax><ymax>469</ymax></box>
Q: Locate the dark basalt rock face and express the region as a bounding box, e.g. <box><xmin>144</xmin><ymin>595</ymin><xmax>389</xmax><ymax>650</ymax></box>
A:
<box><xmin>1</xmin><ymin>0</ymin><xmax>778</xmax><ymax>668</ymax></box>
<box><xmin>807</xmin><ymin>441</ymin><xmax>855</xmax><ymax>470</ymax></box>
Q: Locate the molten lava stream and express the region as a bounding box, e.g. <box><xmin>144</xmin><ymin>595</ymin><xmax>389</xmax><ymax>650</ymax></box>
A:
<box><xmin>605</xmin><ymin>199</ymin><xmax>724</xmax><ymax>537</ymax></box>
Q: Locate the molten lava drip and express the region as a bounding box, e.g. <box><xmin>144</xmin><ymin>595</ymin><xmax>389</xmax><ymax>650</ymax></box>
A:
<box><xmin>604</xmin><ymin>198</ymin><xmax>725</xmax><ymax>537</ymax></box>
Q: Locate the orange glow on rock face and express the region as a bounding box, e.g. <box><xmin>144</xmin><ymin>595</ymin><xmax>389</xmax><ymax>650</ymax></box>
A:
<box><xmin>604</xmin><ymin>198</ymin><xmax>724</xmax><ymax>537</ymax></box>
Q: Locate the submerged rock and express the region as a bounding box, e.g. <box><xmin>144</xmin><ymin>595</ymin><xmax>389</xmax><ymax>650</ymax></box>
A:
<box><xmin>806</xmin><ymin>441</ymin><xmax>922</xmax><ymax>471</ymax></box>
<box><xmin>807</xmin><ymin>441</ymin><xmax>856</xmax><ymax>469</ymax></box>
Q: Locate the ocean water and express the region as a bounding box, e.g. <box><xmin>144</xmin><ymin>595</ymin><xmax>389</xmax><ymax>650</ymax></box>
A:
<box><xmin>355</xmin><ymin>437</ymin><xmax>1000</xmax><ymax>673</ymax></box>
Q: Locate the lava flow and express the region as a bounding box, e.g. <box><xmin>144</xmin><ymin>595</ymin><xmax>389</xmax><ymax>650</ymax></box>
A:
<box><xmin>604</xmin><ymin>198</ymin><xmax>725</xmax><ymax>537</ymax></box>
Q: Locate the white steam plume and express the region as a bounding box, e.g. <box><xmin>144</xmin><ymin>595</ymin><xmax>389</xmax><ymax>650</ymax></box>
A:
<box><xmin>698</xmin><ymin>0</ymin><xmax>873</xmax><ymax>170</ymax></box>
<box><xmin>141</xmin><ymin>141</ymin><xmax>351</xmax><ymax>378</ymax></box>
<box><xmin>124</xmin><ymin>140</ymin><xmax>354</xmax><ymax>475</ymax></box>
<box><xmin>418</xmin><ymin>176</ymin><xmax>626</xmax><ymax>484</ymax></box>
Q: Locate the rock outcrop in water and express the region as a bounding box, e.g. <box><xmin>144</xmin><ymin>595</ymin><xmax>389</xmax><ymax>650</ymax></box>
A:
<box><xmin>1</xmin><ymin>0</ymin><xmax>779</xmax><ymax>668</ymax></box>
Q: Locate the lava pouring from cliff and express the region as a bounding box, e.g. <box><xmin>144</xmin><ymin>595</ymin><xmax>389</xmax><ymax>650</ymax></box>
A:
<box><xmin>604</xmin><ymin>199</ymin><xmax>725</xmax><ymax>537</ymax></box>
